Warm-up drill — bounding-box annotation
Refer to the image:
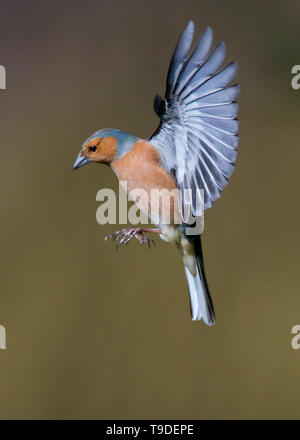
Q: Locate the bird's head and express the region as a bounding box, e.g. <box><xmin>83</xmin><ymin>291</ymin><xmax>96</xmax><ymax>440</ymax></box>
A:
<box><xmin>73</xmin><ymin>128</ymin><xmax>138</xmax><ymax>170</ymax></box>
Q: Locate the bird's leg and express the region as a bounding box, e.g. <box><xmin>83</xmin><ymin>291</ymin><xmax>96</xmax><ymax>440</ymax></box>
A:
<box><xmin>105</xmin><ymin>227</ymin><xmax>161</xmax><ymax>248</ymax></box>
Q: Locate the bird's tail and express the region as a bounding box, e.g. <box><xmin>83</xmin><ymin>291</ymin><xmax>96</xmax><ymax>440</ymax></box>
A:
<box><xmin>184</xmin><ymin>236</ymin><xmax>215</xmax><ymax>325</ymax></box>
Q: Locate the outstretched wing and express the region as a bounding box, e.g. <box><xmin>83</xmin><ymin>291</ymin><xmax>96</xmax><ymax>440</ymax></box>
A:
<box><xmin>150</xmin><ymin>21</ymin><xmax>239</xmax><ymax>212</ymax></box>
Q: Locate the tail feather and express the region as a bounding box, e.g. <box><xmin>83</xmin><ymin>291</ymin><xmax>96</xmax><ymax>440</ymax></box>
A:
<box><xmin>184</xmin><ymin>236</ymin><xmax>215</xmax><ymax>325</ymax></box>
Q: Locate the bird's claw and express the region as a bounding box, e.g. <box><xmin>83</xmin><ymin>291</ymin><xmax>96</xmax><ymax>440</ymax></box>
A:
<box><xmin>105</xmin><ymin>228</ymin><xmax>156</xmax><ymax>248</ymax></box>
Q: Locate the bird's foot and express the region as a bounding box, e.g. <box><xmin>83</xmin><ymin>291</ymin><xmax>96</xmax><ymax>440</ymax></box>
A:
<box><xmin>105</xmin><ymin>227</ymin><xmax>159</xmax><ymax>248</ymax></box>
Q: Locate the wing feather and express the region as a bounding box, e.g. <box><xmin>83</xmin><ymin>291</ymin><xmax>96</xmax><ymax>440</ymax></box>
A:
<box><xmin>187</xmin><ymin>102</ymin><xmax>239</xmax><ymax>118</ymax></box>
<box><xmin>166</xmin><ymin>21</ymin><xmax>195</xmax><ymax>99</ymax></box>
<box><xmin>149</xmin><ymin>22</ymin><xmax>239</xmax><ymax>211</ymax></box>
<box><xmin>175</xmin><ymin>26</ymin><xmax>213</xmax><ymax>95</ymax></box>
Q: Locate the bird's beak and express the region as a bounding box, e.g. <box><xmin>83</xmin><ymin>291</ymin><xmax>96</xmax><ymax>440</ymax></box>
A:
<box><xmin>73</xmin><ymin>154</ymin><xmax>92</xmax><ymax>170</ymax></box>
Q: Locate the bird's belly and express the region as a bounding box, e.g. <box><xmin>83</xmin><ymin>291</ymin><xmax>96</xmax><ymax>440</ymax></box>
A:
<box><xmin>111</xmin><ymin>140</ymin><xmax>181</xmax><ymax>226</ymax></box>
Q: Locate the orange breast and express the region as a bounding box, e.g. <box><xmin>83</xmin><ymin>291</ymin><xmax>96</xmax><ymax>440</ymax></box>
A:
<box><xmin>111</xmin><ymin>140</ymin><xmax>181</xmax><ymax>225</ymax></box>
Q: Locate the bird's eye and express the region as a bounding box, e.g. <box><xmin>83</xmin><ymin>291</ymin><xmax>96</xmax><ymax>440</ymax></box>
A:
<box><xmin>89</xmin><ymin>145</ymin><xmax>97</xmax><ymax>152</ymax></box>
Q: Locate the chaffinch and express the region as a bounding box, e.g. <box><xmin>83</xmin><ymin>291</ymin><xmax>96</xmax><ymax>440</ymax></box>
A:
<box><xmin>73</xmin><ymin>21</ymin><xmax>239</xmax><ymax>325</ymax></box>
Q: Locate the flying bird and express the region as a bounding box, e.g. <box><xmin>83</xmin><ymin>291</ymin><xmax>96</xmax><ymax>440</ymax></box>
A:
<box><xmin>73</xmin><ymin>21</ymin><xmax>239</xmax><ymax>325</ymax></box>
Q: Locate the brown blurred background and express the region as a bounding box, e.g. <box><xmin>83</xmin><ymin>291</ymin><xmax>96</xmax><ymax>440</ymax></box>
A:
<box><xmin>0</xmin><ymin>0</ymin><xmax>299</xmax><ymax>419</ymax></box>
